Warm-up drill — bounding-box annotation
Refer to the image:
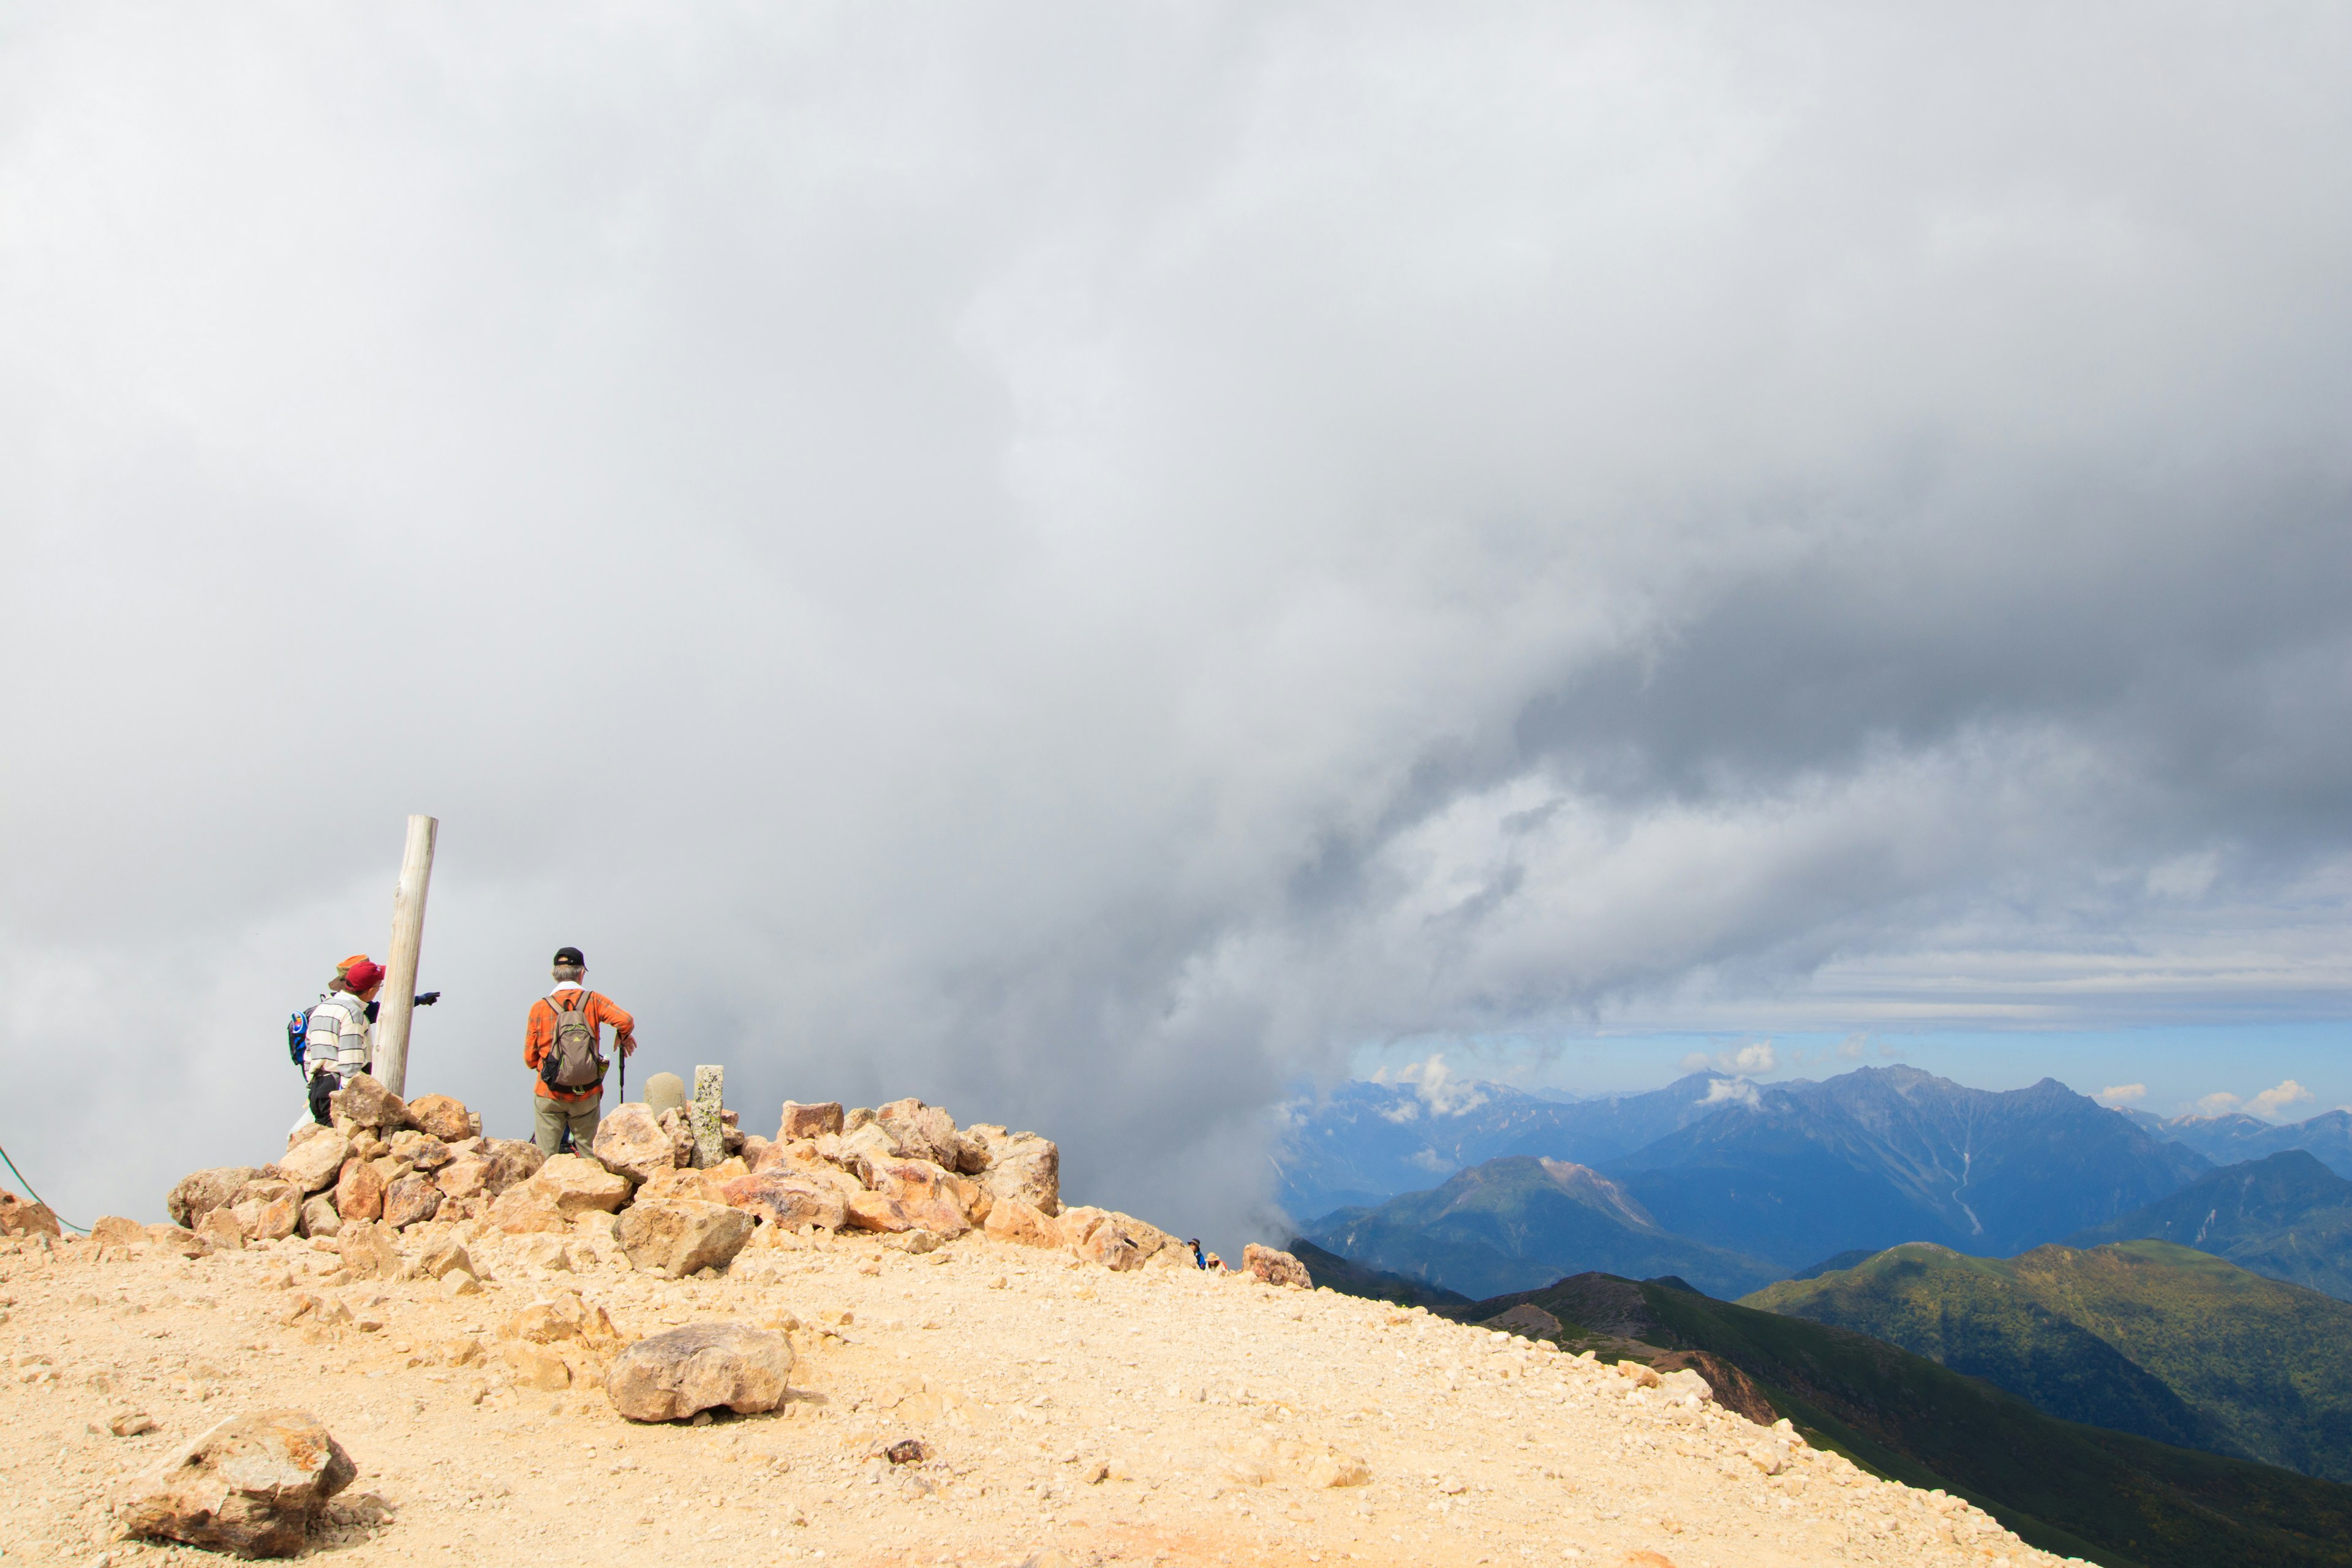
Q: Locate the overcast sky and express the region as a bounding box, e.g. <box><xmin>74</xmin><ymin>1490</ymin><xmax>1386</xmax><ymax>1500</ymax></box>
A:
<box><xmin>3</xmin><ymin>4</ymin><xmax>2348</xmax><ymax>1243</ymax></box>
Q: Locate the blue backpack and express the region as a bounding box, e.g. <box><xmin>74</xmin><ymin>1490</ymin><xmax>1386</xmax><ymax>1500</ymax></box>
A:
<box><xmin>287</xmin><ymin>1008</ymin><xmax>313</xmax><ymax>1071</ymax></box>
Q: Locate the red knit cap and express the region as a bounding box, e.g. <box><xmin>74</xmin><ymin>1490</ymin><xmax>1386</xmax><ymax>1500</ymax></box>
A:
<box><xmin>344</xmin><ymin>960</ymin><xmax>386</xmax><ymax>993</ymax></box>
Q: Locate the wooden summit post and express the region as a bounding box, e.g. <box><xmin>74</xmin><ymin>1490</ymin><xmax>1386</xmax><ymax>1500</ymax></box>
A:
<box><xmin>374</xmin><ymin>814</ymin><xmax>439</xmax><ymax>1098</ymax></box>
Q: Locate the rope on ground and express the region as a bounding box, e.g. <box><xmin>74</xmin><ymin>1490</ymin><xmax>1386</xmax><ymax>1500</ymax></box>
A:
<box><xmin>0</xmin><ymin>1139</ymin><xmax>88</xmax><ymax>1234</ymax></box>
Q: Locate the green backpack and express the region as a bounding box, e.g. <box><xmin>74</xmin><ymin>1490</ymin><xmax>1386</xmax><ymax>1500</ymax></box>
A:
<box><xmin>541</xmin><ymin>992</ymin><xmax>606</xmax><ymax>1090</ymax></box>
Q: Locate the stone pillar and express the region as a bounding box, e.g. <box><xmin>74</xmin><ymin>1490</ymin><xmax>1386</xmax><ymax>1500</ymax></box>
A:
<box><xmin>690</xmin><ymin>1066</ymin><xmax>726</xmax><ymax>1169</ymax></box>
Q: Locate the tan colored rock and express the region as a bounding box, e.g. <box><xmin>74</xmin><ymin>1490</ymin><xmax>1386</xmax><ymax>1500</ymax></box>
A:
<box><xmin>843</xmin><ymin>1190</ymin><xmax>914</xmax><ymax>1232</ymax></box>
<box><xmin>862</xmin><ymin>1157</ymin><xmax>977</xmax><ymax>1238</ymax></box>
<box><xmin>1058</xmin><ymin>1207</ymin><xmax>1145</xmax><ymax>1270</ymax></box>
<box><xmin>114</xmin><ymin>1409</ymin><xmax>356</xmax><ymax>1558</ymax></box>
<box><xmin>230</xmin><ymin>1179</ymin><xmax>301</xmax><ymax>1243</ymax></box>
<box><xmin>434</xmin><ymin>1157</ymin><xmax>491</xmax><ymax>1202</ymax></box>
<box><xmin>616</xmin><ymin>1199</ymin><xmax>755</xmax><ymax>1279</ymax></box>
<box><xmin>337</xmin><ymin>1219</ymin><xmax>402</xmax><ymax>1281</ymax></box>
<box><xmin>144</xmin><ymin>1223</ymin><xmax>208</xmax><ymax>1257</ymax></box>
<box><xmin>273</xmin><ymin>1128</ymin><xmax>350</xmax><ymax>1196</ymax></box>
<box><xmin>477</xmin><ymin>1138</ymin><xmax>546</xmax><ymax>1196</ymax></box>
<box><xmin>486</xmin><ymin>1185</ymin><xmax>569</xmax><ymax>1235</ymax></box>
<box><xmin>89</xmin><ymin>1215</ymin><xmax>146</xmax><ymax>1248</ymax></box>
<box><xmin>832</xmin><ymin>1123</ymin><xmax>894</xmax><ymax>1185</ymax></box>
<box><xmin>383</xmin><ymin>1173</ymin><xmax>444</xmax><ymax>1229</ymax></box>
<box><xmin>387</xmin><ymin>1130</ymin><xmax>452</xmax><ymax>1171</ymax></box>
<box><xmin>196</xmin><ymin>1208</ymin><xmax>246</xmax><ymax>1251</ymax></box>
<box><xmin>973</xmin><ymin>1129</ymin><xmax>1060</xmax><ymax>1216</ymax></box>
<box><xmin>983</xmin><ymin>1196</ymin><xmax>1063</xmax><ymax>1249</ymax></box>
<box><xmin>655</xmin><ymin>1106</ymin><xmax>698</xmax><ymax>1168</ymax></box>
<box><xmin>405</xmin><ymin>1093</ymin><xmax>472</xmax><ymax>1143</ymax></box>
<box><xmin>503</xmin><ymin>1289</ymin><xmax>622</xmax><ymax>1348</ymax></box>
<box><xmin>166</xmin><ymin>1167</ymin><xmax>260</xmax><ymax>1229</ymax></box>
<box><xmin>605</xmin><ymin>1323</ymin><xmax>793</xmax><ymax>1422</ymax></box>
<box><xmin>332</xmin><ymin>1158</ymin><xmax>385</xmax><ymax>1223</ymax></box>
<box><xmin>1243</xmin><ymin>1243</ymin><xmax>1311</xmax><ymax>1289</ymax></box>
<box><xmin>0</xmin><ymin>1191</ymin><xmax>62</xmax><ymax>1238</ymax></box>
<box><xmin>590</xmin><ymin>1102</ymin><xmax>677</xmax><ymax>1185</ymax></box>
<box><xmin>718</xmin><ymin>1174</ymin><xmax>847</xmax><ymax>1232</ymax></box>
<box><xmin>525</xmin><ymin>1154</ymin><xmax>631</xmax><ymax>1218</ymax></box>
<box><xmin>297</xmin><ymin>1196</ymin><xmax>342</xmax><ymax>1240</ymax></box>
<box><xmin>738</xmin><ymin>1134</ymin><xmax>771</xmax><ymax>1170</ymax></box>
<box><xmin>777</xmin><ymin>1100</ymin><xmax>844</xmax><ymax>1140</ymax></box>
<box><xmin>875</xmin><ymin>1097</ymin><xmax>961</xmax><ymax>1167</ymax></box>
<box><xmin>636</xmin><ymin>1167</ymin><xmax>726</xmax><ymax>1204</ymax></box>
<box><xmin>502</xmin><ymin>1341</ymin><xmax>573</xmax><ymax>1390</ymax></box>
<box><xmin>326</xmin><ymin>1071</ymin><xmax>411</xmax><ymax>1133</ymax></box>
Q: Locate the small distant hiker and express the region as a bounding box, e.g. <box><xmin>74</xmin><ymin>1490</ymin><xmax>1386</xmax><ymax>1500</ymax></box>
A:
<box><xmin>524</xmin><ymin>945</ymin><xmax>637</xmax><ymax>1156</ymax></box>
<box><xmin>300</xmin><ymin>956</ymin><xmax>384</xmax><ymax>1126</ymax></box>
<box><xmin>1188</xmin><ymin>1237</ymin><xmax>1208</xmax><ymax>1270</ymax></box>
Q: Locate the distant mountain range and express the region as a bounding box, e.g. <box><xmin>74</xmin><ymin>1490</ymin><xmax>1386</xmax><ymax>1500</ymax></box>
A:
<box><xmin>1299</xmin><ymin>1065</ymin><xmax>2215</xmax><ymax>1293</ymax></box>
<box><xmin>2066</xmin><ymin>1150</ymin><xmax>2352</xmax><ymax>1302</ymax></box>
<box><xmin>1414</xmin><ymin>1269</ymin><xmax>2352</xmax><ymax>1568</ymax></box>
<box><xmin>1746</xmin><ymin>1239</ymin><xmax>2352</xmax><ymax>1485</ymax></box>
<box><xmin>2125</xmin><ymin>1109</ymin><xmax>2352</xmax><ymax>1178</ymax></box>
<box><xmin>1305</xmin><ymin>1155</ymin><xmax>1781</xmax><ymax>1300</ymax></box>
<box><xmin>1270</xmin><ymin>1071</ymin><xmax>1735</xmax><ymax>1218</ymax></box>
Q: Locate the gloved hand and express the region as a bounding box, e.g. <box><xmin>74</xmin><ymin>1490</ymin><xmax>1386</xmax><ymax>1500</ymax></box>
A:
<box><xmin>414</xmin><ymin>992</ymin><xmax>441</xmax><ymax>1006</ymax></box>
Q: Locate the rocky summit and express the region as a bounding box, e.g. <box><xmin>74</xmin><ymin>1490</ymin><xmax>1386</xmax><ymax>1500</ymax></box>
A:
<box><xmin>0</xmin><ymin>1081</ymin><xmax>2080</xmax><ymax>1566</ymax></box>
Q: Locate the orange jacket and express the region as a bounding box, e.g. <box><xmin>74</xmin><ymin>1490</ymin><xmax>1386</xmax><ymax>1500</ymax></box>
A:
<box><xmin>524</xmin><ymin>987</ymin><xmax>636</xmax><ymax>1102</ymax></box>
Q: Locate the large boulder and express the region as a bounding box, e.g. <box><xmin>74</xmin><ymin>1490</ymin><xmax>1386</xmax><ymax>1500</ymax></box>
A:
<box><xmin>486</xmin><ymin>1184</ymin><xmax>568</xmax><ymax>1235</ymax></box>
<box><xmin>231</xmin><ymin>1179</ymin><xmax>303</xmax><ymax>1244</ymax></box>
<box><xmin>718</xmin><ymin>1174</ymin><xmax>847</xmax><ymax>1232</ymax></box>
<box><xmin>477</xmin><ymin>1138</ymin><xmax>545</xmax><ymax>1196</ymax></box>
<box><xmin>325</xmin><ymin>1072</ymin><xmax>410</xmax><ymax>1133</ymax></box>
<box><xmin>616</xmin><ymin>1199</ymin><xmax>755</xmax><ymax>1279</ymax></box>
<box><xmin>297</xmin><ymin>1196</ymin><xmax>342</xmax><ymax>1240</ymax></box>
<box><xmin>776</xmin><ymin>1100</ymin><xmax>843</xmax><ymax>1140</ymax></box>
<box><xmin>332</xmin><ymin>1158</ymin><xmax>386</xmax><ymax>1223</ymax></box>
<box><xmin>383</xmin><ymin>1173</ymin><xmax>444</xmax><ymax>1229</ymax></box>
<box><xmin>0</xmin><ymin>1192</ymin><xmax>62</xmax><ymax>1238</ymax></box>
<box><xmin>90</xmin><ymin>1215</ymin><xmax>146</xmax><ymax>1248</ymax></box>
<box><xmin>842</xmin><ymin>1191</ymin><xmax>914</xmax><ymax>1232</ymax></box>
<box><xmin>167</xmin><ymin>1167</ymin><xmax>261</xmax><ymax>1229</ymax></box>
<box><xmin>636</xmin><ymin>1167</ymin><xmax>726</xmax><ymax>1204</ymax></box>
<box><xmin>526</xmin><ymin>1154</ymin><xmax>632</xmax><ymax>1218</ymax></box>
<box><xmin>337</xmin><ymin>1220</ymin><xmax>402</xmax><ymax>1281</ymax></box>
<box><xmin>874</xmin><ymin>1098</ymin><xmax>960</xmax><ymax>1167</ymax></box>
<box><xmin>592</xmin><ymin>1104</ymin><xmax>680</xmax><ymax>1185</ymax></box>
<box><xmin>386</xmin><ymin>1131</ymin><xmax>451</xmax><ymax>1171</ymax></box>
<box><xmin>605</xmin><ymin>1324</ymin><xmax>793</xmax><ymax>1422</ymax></box>
<box><xmin>982</xmin><ymin>1196</ymin><xmax>1061</xmax><ymax>1249</ymax></box>
<box><xmin>405</xmin><ymin>1093</ymin><xmax>472</xmax><ymax>1143</ymax></box>
<box><xmin>862</xmin><ymin>1157</ymin><xmax>979</xmax><ymax>1237</ymax></box>
<box><xmin>1243</xmin><ymin>1242</ymin><xmax>1312</xmax><ymax>1289</ymax></box>
<box><xmin>115</xmin><ymin>1411</ymin><xmax>356</xmax><ymax>1558</ymax></box>
<box><xmin>274</xmin><ymin>1128</ymin><xmax>350</xmax><ymax>1196</ymax></box>
<box><xmin>971</xmin><ymin>1128</ymin><xmax>1060</xmax><ymax>1216</ymax></box>
<box><xmin>433</xmin><ymin>1158</ymin><xmax>492</xmax><ymax>1202</ymax></box>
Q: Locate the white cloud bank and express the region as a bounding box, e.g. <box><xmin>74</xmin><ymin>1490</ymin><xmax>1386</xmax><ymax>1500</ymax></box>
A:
<box><xmin>2</xmin><ymin>6</ymin><xmax>2351</xmax><ymax>1239</ymax></box>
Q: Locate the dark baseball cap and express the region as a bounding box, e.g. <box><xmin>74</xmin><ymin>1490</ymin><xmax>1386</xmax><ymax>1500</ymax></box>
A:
<box><xmin>552</xmin><ymin>946</ymin><xmax>586</xmax><ymax>967</ymax></box>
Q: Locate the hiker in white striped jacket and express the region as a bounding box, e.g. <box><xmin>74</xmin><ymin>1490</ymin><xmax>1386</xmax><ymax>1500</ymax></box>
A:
<box><xmin>303</xmin><ymin>957</ymin><xmax>384</xmax><ymax>1126</ymax></box>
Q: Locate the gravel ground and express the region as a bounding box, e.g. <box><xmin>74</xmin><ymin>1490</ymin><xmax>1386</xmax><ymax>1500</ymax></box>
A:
<box><xmin>0</xmin><ymin>1221</ymin><xmax>2075</xmax><ymax>1567</ymax></box>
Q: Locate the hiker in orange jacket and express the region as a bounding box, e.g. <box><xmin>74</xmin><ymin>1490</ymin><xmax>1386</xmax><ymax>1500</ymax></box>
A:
<box><xmin>524</xmin><ymin>945</ymin><xmax>637</xmax><ymax>1156</ymax></box>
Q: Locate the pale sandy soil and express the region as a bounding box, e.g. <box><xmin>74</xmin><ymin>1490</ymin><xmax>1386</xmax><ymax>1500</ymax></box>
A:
<box><xmin>0</xmin><ymin>1222</ymin><xmax>2077</xmax><ymax>1568</ymax></box>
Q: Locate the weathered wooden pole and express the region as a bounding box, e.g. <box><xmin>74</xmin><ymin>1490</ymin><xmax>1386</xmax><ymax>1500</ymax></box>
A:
<box><xmin>374</xmin><ymin>814</ymin><xmax>439</xmax><ymax>1098</ymax></box>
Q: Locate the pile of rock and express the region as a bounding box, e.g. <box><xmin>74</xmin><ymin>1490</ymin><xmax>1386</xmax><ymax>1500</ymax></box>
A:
<box><xmin>159</xmin><ymin>1077</ymin><xmax>1248</xmax><ymax>1287</ymax></box>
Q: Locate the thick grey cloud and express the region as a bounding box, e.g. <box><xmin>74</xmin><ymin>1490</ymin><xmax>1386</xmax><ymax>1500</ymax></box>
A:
<box><xmin>2</xmin><ymin>4</ymin><xmax>2348</xmax><ymax>1243</ymax></box>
